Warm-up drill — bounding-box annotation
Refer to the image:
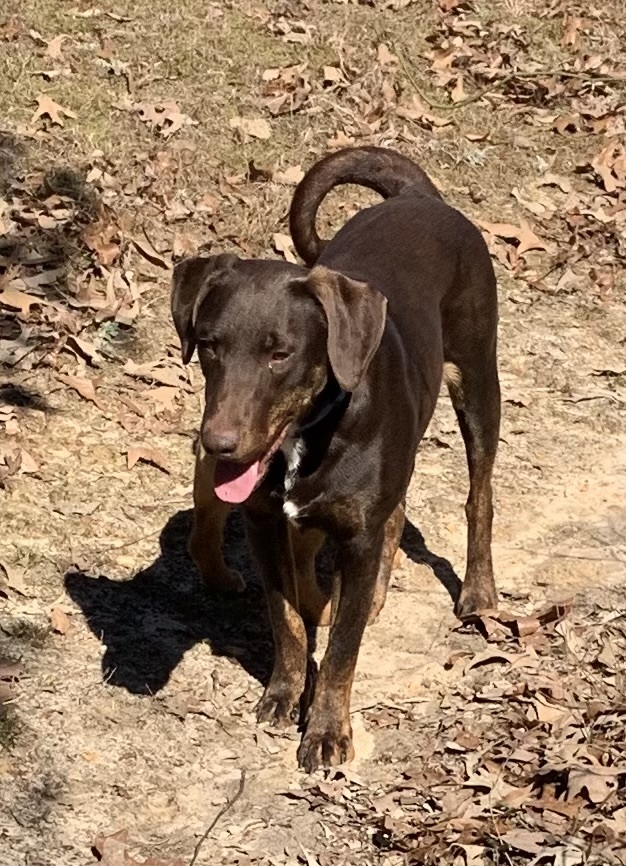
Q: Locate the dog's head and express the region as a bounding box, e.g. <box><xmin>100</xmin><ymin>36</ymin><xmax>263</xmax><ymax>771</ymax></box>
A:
<box><xmin>171</xmin><ymin>254</ymin><xmax>386</xmax><ymax>503</ymax></box>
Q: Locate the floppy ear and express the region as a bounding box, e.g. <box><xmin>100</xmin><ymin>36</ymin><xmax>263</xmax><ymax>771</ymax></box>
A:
<box><xmin>304</xmin><ymin>265</ymin><xmax>387</xmax><ymax>392</ymax></box>
<box><xmin>170</xmin><ymin>254</ymin><xmax>238</xmax><ymax>363</ymax></box>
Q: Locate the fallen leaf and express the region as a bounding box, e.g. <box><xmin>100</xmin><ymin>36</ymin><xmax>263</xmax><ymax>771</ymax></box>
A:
<box><xmin>450</xmin><ymin>74</ymin><xmax>465</xmax><ymax>103</ymax></box>
<box><xmin>65</xmin><ymin>335</ymin><xmax>102</xmax><ymax>366</ymax></box>
<box><xmin>93</xmin><ymin>829</ymin><xmax>185</xmax><ymax>866</ymax></box>
<box><xmin>273</xmin><ymin>232</ymin><xmax>297</xmax><ymax>263</ymax></box>
<box><xmin>596</xmin><ymin>636</ymin><xmax>618</xmax><ymax>670</ymax></box>
<box><xmin>272</xmin><ymin>164</ymin><xmax>305</xmax><ymax>185</ymax></box>
<box><xmin>229</xmin><ymin>116</ymin><xmax>272</xmax><ymax>140</ymax></box>
<box><xmin>478</xmin><ymin>219</ymin><xmax>551</xmax><ymax>258</ymax></box>
<box><xmin>0</xmin><ymin>658</ymin><xmax>22</xmax><ymax>680</ymax></box>
<box><xmin>0</xmin><ymin>284</ymin><xmax>47</xmax><ymax>315</ymax></box>
<box><xmin>146</xmin><ymin>387</ymin><xmax>179</xmax><ymax>412</ymax></box>
<box><xmin>132</xmin><ymin>233</ymin><xmax>170</xmax><ymax>269</ymax></box>
<box><xmin>49</xmin><ymin>607</ymin><xmax>72</xmax><ymax>635</ymax></box>
<box><xmin>562</xmin><ymin>16</ymin><xmax>583</xmax><ymax>47</ymax></box>
<box><xmin>81</xmin><ymin>219</ymin><xmax>120</xmax><ymax>267</ymax></box>
<box><xmin>123</xmin><ymin>359</ymin><xmax>191</xmax><ymax>391</ymax></box>
<box><xmin>568</xmin><ymin>767</ymin><xmax>619</xmax><ymax>804</ymax></box>
<box><xmin>377</xmin><ymin>43</ymin><xmax>397</xmax><ymax>65</ymax></box>
<box><xmin>322</xmin><ymin>65</ymin><xmax>343</xmax><ymax>85</ymax></box>
<box><xmin>502</xmin><ymin>830</ymin><xmax>548</xmax><ymax>855</ymax></box>
<box><xmin>0</xmin><ymin>561</ymin><xmax>28</xmax><ymax>596</ymax></box>
<box><xmin>133</xmin><ymin>101</ymin><xmax>195</xmax><ymax>138</ymax></box>
<box><xmin>20</xmin><ymin>449</ymin><xmax>39</xmax><ymax>474</ymax></box>
<box><xmin>0</xmin><ymin>656</ymin><xmax>21</xmax><ymax>706</ymax></box>
<box><xmin>464</xmin><ymin>648</ymin><xmax>520</xmax><ymax>673</ymax></box>
<box><xmin>46</xmin><ymin>34</ymin><xmax>67</xmax><ymax>59</ymax></box>
<box><xmin>58</xmin><ymin>374</ymin><xmax>105</xmax><ymax>410</ymax></box>
<box><xmin>352</xmin><ymin>711</ymin><xmax>375</xmax><ymax>762</ymax></box>
<box><xmin>31</xmin><ymin>94</ymin><xmax>76</xmax><ymax>126</ymax></box>
<box><xmin>127</xmin><ymin>445</ymin><xmax>171</xmax><ymax>474</ymax></box>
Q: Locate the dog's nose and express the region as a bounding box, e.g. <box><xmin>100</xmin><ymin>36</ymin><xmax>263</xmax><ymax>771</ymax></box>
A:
<box><xmin>202</xmin><ymin>428</ymin><xmax>239</xmax><ymax>457</ymax></box>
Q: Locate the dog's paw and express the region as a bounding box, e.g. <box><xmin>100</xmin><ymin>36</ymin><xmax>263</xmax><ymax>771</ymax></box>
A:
<box><xmin>256</xmin><ymin>687</ymin><xmax>300</xmax><ymax>728</ymax></box>
<box><xmin>455</xmin><ymin>584</ymin><xmax>497</xmax><ymax>619</ymax></box>
<box><xmin>297</xmin><ymin>721</ymin><xmax>355</xmax><ymax>773</ymax></box>
<box><xmin>194</xmin><ymin>560</ymin><xmax>245</xmax><ymax>593</ymax></box>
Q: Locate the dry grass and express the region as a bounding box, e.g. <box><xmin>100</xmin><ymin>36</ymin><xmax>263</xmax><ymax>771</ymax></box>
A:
<box><xmin>1</xmin><ymin>0</ymin><xmax>625</xmax><ymax>864</ymax></box>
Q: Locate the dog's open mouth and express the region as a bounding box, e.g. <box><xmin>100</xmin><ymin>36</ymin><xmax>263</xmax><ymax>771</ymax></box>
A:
<box><xmin>213</xmin><ymin>427</ymin><xmax>290</xmax><ymax>504</ymax></box>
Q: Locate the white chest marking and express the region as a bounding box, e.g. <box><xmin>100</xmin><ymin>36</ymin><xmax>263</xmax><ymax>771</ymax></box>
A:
<box><xmin>283</xmin><ymin>500</ymin><xmax>299</xmax><ymax>520</ymax></box>
<box><xmin>283</xmin><ymin>438</ymin><xmax>305</xmax><ymax>493</ymax></box>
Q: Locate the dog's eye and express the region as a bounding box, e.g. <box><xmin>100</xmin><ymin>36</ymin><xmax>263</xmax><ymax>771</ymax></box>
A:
<box><xmin>271</xmin><ymin>350</ymin><xmax>292</xmax><ymax>363</ymax></box>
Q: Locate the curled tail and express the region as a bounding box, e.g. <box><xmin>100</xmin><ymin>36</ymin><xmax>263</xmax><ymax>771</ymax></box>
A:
<box><xmin>289</xmin><ymin>146</ymin><xmax>442</xmax><ymax>266</ymax></box>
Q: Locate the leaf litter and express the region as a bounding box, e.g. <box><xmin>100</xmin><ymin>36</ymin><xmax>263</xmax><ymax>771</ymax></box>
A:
<box><xmin>1</xmin><ymin>1</ymin><xmax>625</xmax><ymax>865</ymax></box>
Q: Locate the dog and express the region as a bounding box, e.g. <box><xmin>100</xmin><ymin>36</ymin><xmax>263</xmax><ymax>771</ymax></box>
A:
<box><xmin>171</xmin><ymin>146</ymin><xmax>500</xmax><ymax>772</ymax></box>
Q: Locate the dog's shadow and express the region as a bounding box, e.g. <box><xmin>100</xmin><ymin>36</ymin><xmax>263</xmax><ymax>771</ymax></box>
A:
<box><xmin>64</xmin><ymin>511</ymin><xmax>461</xmax><ymax>696</ymax></box>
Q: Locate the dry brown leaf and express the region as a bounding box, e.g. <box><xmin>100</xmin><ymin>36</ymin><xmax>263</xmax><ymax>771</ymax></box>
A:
<box><xmin>49</xmin><ymin>607</ymin><xmax>72</xmax><ymax>635</ymax></box>
<box><xmin>568</xmin><ymin>767</ymin><xmax>619</xmax><ymax>804</ymax></box>
<box><xmin>377</xmin><ymin>43</ymin><xmax>397</xmax><ymax>65</ymax></box>
<box><xmin>479</xmin><ymin>219</ymin><xmax>550</xmax><ymax>257</ymax></box>
<box><xmin>132</xmin><ymin>233</ymin><xmax>170</xmax><ymax>269</ymax></box>
<box><xmin>46</xmin><ymin>34</ymin><xmax>67</xmax><ymax>59</ymax></box>
<box><xmin>501</xmin><ymin>830</ymin><xmax>548</xmax><ymax>855</ymax></box>
<box><xmin>65</xmin><ymin>335</ymin><xmax>102</xmax><ymax>366</ymax></box>
<box><xmin>540</xmin><ymin>172</ymin><xmax>573</xmax><ymax>193</ymax></box>
<box><xmin>0</xmin><ymin>561</ymin><xmax>28</xmax><ymax>596</ymax></box>
<box><xmin>134</xmin><ymin>101</ymin><xmax>195</xmax><ymax>138</ymax></box>
<box><xmin>450</xmin><ymin>74</ymin><xmax>466</xmax><ymax>103</ymax></box>
<box><xmin>31</xmin><ymin>94</ymin><xmax>76</xmax><ymax>126</ymax></box>
<box><xmin>127</xmin><ymin>445</ymin><xmax>171</xmax><ymax>474</ymax></box>
<box><xmin>172</xmin><ymin>232</ymin><xmax>196</xmax><ymax>259</ymax></box>
<box><xmin>20</xmin><ymin>449</ymin><xmax>39</xmax><ymax>474</ymax></box>
<box><xmin>93</xmin><ymin>829</ymin><xmax>185</xmax><ymax>866</ymax></box>
<box><xmin>81</xmin><ymin>219</ymin><xmax>120</xmax><ymax>267</ymax></box>
<box><xmin>0</xmin><ymin>657</ymin><xmax>21</xmax><ymax>706</ymax></box>
<box><xmin>123</xmin><ymin>359</ymin><xmax>190</xmax><ymax>391</ymax></box>
<box><xmin>273</xmin><ymin>232</ymin><xmax>297</xmax><ymax>264</ymax></box>
<box><xmin>451</xmin><ymin>844</ymin><xmax>485</xmax><ymax>865</ymax></box>
<box><xmin>596</xmin><ymin>636</ymin><xmax>618</xmax><ymax>670</ymax></box>
<box><xmin>0</xmin><ymin>657</ymin><xmax>22</xmax><ymax>680</ymax></box>
<box><xmin>272</xmin><ymin>164</ymin><xmax>305</xmax><ymax>185</ymax></box>
<box><xmin>229</xmin><ymin>116</ymin><xmax>272</xmax><ymax>140</ymax></box>
<box><xmin>0</xmin><ymin>284</ymin><xmax>47</xmax><ymax>315</ymax></box>
<box><xmin>146</xmin><ymin>387</ymin><xmax>179</xmax><ymax>412</ymax></box>
<box><xmin>529</xmin><ymin>694</ymin><xmax>572</xmax><ymax>726</ymax></box>
<box><xmin>58</xmin><ymin>374</ymin><xmax>104</xmax><ymax>410</ymax></box>
<box><xmin>323</xmin><ymin>65</ymin><xmax>342</xmax><ymax>85</ymax></box>
<box><xmin>562</xmin><ymin>16</ymin><xmax>583</xmax><ymax>47</ymax></box>
<box><xmin>464</xmin><ymin>648</ymin><xmax>519</xmax><ymax>673</ymax></box>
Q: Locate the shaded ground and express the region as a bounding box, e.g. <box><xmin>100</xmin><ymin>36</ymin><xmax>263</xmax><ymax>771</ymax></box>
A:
<box><xmin>1</xmin><ymin>1</ymin><xmax>625</xmax><ymax>864</ymax></box>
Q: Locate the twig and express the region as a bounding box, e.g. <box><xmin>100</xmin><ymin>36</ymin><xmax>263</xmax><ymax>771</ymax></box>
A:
<box><xmin>90</xmin><ymin>527</ymin><xmax>163</xmax><ymax>565</ymax></box>
<box><xmin>398</xmin><ymin>53</ymin><xmax>625</xmax><ymax>111</ymax></box>
<box><xmin>189</xmin><ymin>770</ymin><xmax>246</xmax><ymax>866</ymax></box>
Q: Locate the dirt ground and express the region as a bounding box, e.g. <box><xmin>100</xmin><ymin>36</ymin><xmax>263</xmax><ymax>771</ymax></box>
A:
<box><xmin>1</xmin><ymin>1</ymin><xmax>625</xmax><ymax>864</ymax></box>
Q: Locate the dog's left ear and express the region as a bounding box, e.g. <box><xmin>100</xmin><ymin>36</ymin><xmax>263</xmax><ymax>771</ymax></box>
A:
<box><xmin>304</xmin><ymin>265</ymin><xmax>387</xmax><ymax>392</ymax></box>
<box><xmin>171</xmin><ymin>254</ymin><xmax>237</xmax><ymax>363</ymax></box>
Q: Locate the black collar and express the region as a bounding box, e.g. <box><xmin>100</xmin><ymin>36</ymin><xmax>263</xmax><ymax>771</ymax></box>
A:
<box><xmin>294</xmin><ymin>378</ymin><xmax>349</xmax><ymax>436</ymax></box>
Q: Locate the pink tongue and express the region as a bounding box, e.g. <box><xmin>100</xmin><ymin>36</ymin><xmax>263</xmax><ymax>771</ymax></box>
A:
<box><xmin>214</xmin><ymin>459</ymin><xmax>261</xmax><ymax>504</ymax></box>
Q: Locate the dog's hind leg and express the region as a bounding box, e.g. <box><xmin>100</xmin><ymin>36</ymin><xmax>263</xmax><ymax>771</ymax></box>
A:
<box><xmin>368</xmin><ymin>501</ymin><xmax>405</xmax><ymax>624</ymax></box>
<box><xmin>442</xmin><ymin>241</ymin><xmax>501</xmax><ymax>618</ymax></box>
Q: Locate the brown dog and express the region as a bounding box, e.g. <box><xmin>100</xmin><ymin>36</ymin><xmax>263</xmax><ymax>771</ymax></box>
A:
<box><xmin>171</xmin><ymin>147</ymin><xmax>500</xmax><ymax>772</ymax></box>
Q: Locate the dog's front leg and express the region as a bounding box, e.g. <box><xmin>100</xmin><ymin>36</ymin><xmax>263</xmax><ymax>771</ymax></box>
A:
<box><xmin>246</xmin><ymin>512</ymin><xmax>308</xmax><ymax>728</ymax></box>
<box><xmin>189</xmin><ymin>447</ymin><xmax>245</xmax><ymax>592</ymax></box>
<box><xmin>297</xmin><ymin>527</ymin><xmax>383</xmax><ymax>772</ymax></box>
